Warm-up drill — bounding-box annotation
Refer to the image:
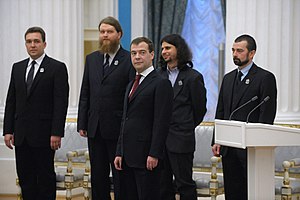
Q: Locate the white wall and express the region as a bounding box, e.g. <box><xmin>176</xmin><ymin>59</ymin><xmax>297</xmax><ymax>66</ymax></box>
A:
<box><xmin>226</xmin><ymin>0</ymin><xmax>300</xmax><ymax>124</ymax></box>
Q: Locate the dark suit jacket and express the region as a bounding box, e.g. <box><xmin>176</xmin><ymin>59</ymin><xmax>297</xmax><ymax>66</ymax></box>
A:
<box><xmin>77</xmin><ymin>47</ymin><xmax>135</xmax><ymax>139</ymax></box>
<box><xmin>116</xmin><ymin>70</ymin><xmax>173</xmax><ymax>169</ymax></box>
<box><xmin>158</xmin><ymin>66</ymin><xmax>207</xmax><ymax>153</ymax></box>
<box><xmin>212</xmin><ymin>63</ymin><xmax>277</xmax><ymax>155</ymax></box>
<box><xmin>3</xmin><ymin>55</ymin><xmax>69</xmax><ymax>147</ymax></box>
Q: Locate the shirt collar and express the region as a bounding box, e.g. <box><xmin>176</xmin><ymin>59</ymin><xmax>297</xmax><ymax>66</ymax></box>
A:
<box><xmin>239</xmin><ymin>61</ymin><xmax>253</xmax><ymax>75</ymax></box>
<box><xmin>167</xmin><ymin>66</ymin><xmax>179</xmax><ymax>73</ymax></box>
<box><xmin>29</xmin><ymin>53</ymin><xmax>46</xmax><ymax>67</ymax></box>
<box><xmin>139</xmin><ymin>66</ymin><xmax>154</xmax><ymax>77</ymax></box>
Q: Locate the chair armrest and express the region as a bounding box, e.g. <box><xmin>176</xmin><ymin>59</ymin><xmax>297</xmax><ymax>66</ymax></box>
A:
<box><xmin>66</xmin><ymin>148</ymin><xmax>88</xmax><ymax>173</ymax></box>
<box><xmin>281</xmin><ymin>158</ymin><xmax>300</xmax><ymax>198</ymax></box>
<box><xmin>84</xmin><ymin>150</ymin><xmax>90</xmax><ymax>174</ymax></box>
<box><xmin>60</xmin><ymin>148</ymin><xmax>88</xmax><ymax>199</ymax></box>
<box><xmin>283</xmin><ymin>158</ymin><xmax>300</xmax><ymax>185</ymax></box>
<box><xmin>289</xmin><ymin>158</ymin><xmax>300</xmax><ymax>166</ymax></box>
<box><xmin>210</xmin><ymin>156</ymin><xmax>222</xmax><ymax>198</ymax></box>
<box><xmin>16</xmin><ymin>178</ymin><xmax>22</xmax><ymax>200</ymax></box>
<box><xmin>83</xmin><ymin>150</ymin><xmax>91</xmax><ymax>199</ymax></box>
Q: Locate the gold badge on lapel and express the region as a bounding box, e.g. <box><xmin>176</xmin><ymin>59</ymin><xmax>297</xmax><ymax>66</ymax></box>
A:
<box><xmin>178</xmin><ymin>80</ymin><xmax>183</xmax><ymax>86</ymax></box>
<box><xmin>40</xmin><ymin>68</ymin><xmax>44</xmax><ymax>73</ymax></box>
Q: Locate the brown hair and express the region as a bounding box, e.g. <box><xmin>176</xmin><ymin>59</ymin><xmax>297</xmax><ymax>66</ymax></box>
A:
<box><xmin>98</xmin><ymin>16</ymin><xmax>123</xmax><ymax>38</ymax></box>
<box><xmin>24</xmin><ymin>26</ymin><xmax>46</xmax><ymax>42</ymax></box>
<box><xmin>131</xmin><ymin>37</ymin><xmax>154</xmax><ymax>53</ymax></box>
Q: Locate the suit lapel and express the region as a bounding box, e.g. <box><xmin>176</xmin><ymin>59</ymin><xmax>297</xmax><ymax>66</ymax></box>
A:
<box><xmin>160</xmin><ymin>70</ymin><xmax>168</xmax><ymax>79</ymax></box>
<box><xmin>173</xmin><ymin>71</ymin><xmax>185</xmax><ymax>99</ymax></box>
<box><xmin>102</xmin><ymin>47</ymin><xmax>126</xmax><ymax>79</ymax></box>
<box><xmin>27</xmin><ymin>55</ymin><xmax>50</xmax><ymax>97</ymax></box>
<box><xmin>231</xmin><ymin>64</ymin><xmax>258</xmax><ymax>109</ymax></box>
<box><xmin>129</xmin><ymin>70</ymin><xmax>156</xmax><ymax>102</ymax></box>
<box><xmin>93</xmin><ymin>52</ymin><xmax>104</xmax><ymax>83</ymax></box>
<box><xmin>124</xmin><ymin>81</ymin><xmax>133</xmax><ymax>110</ymax></box>
<box><xmin>224</xmin><ymin>71</ymin><xmax>236</xmax><ymax>112</ymax></box>
<box><xmin>21</xmin><ymin>59</ymin><xmax>29</xmax><ymax>96</ymax></box>
<box><xmin>160</xmin><ymin>69</ymin><xmax>184</xmax><ymax>99</ymax></box>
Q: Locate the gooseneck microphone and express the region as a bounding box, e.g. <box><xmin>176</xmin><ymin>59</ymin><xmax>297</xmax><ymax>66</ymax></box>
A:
<box><xmin>246</xmin><ymin>96</ymin><xmax>270</xmax><ymax>123</ymax></box>
<box><xmin>229</xmin><ymin>96</ymin><xmax>258</xmax><ymax>120</ymax></box>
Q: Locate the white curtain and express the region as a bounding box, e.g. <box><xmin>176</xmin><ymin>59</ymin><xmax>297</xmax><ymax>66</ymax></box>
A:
<box><xmin>182</xmin><ymin>0</ymin><xmax>225</xmax><ymax>121</ymax></box>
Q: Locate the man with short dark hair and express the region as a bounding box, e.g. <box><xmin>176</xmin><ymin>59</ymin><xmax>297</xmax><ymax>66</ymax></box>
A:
<box><xmin>114</xmin><ymin>37</ymin><xmax>173</xmax><ymax>200</ymax></box>
<box><xmin>77</xmin><ymin>16</ymin><xmax>135</xmax><ymax>200</ymax></box>
<box><xmin>3</xmin><ymin>26</ymin><xmax>69</xmax><ymax>200</ymax></box>
<box><xmin>212</xmin><ymin>34</ymin><xmax>277</xmax><ymax>200</ymax></box>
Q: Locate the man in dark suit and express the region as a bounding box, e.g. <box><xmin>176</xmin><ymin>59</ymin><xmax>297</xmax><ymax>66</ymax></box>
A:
<box><xmin>212</xmin><ymin>34</ymin><xmax>277</xmax><ymax>200</ymax></box>
<box><xmin>77</xmin><ymin>16</ymin><xmax>135</xmax><ymax>200</ymax></box>
<box><xmin>3</xmin><ymin>26</ymin><xmax>69</xmax><ymax>200</ymax></box>
<box><xmin>114</xmin><ymin>37</ymin><xmax>173</xmax><ymax>200</ymax></box>
<box><xmin>157</xmin><ymin>34</ymin><xmax>207</xmax><ymax>200</ymax></box>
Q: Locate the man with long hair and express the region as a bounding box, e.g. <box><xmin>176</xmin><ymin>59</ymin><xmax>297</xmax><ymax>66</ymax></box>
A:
<box><xmin>158</xmin><ymin>34</ymin><xmax>207</xmax><ymax>200</ymax></box>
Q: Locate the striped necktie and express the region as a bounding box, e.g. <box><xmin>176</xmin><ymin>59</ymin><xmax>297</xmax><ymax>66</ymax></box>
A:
<box><xmin>103</xmin><ymin>54</ymin><xmax>110</xmax><ymax>75</ymax></box>
<box><xmin>26</xmin><ymin>60</ymin><xmax>36</xmax><ymax>94</ymax></box>
<box><xmin>129</xmin><ymin>74</ymin><xmax>142</xmax><ymax>99</ymax></box>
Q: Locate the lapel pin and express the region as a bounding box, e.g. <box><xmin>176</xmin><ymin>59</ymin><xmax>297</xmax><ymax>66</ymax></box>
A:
<box><xmin>245</xmin><ymin>79</ymin><xmax>250</xmax><ymax>84</ymax></box>
<box><xmin>40</xmin><ymin>68</ymin><xmax>44</xmax><ymax>73</ymax></box>
<box><xmin>114</xmin><ymin>60</ymin><xmax>119</xmax><ymax>65</ymax></box>
<box><xmin>178</xmin><ymin>80</ymin><xmax>183</xmax><ymax>86</ymax></box>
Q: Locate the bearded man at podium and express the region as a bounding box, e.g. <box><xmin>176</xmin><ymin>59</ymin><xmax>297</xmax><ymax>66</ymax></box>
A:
<box><xmin>211</xmin><ymin>34</ymin><xmax>277</xmax><ymax>200</ymax></box>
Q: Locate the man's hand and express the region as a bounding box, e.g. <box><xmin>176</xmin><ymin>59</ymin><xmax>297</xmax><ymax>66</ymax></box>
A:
<box><xmin>212</xmin><ymin>144</ymin><xmax>221</xmax><ymax>156</ymax></box>
<box><xmin>50</xmin><ymin>136</ymin><xmax>61</xmax><ymax>150</ymax></box>
<box><xmin>4</xmin><ymin>134</ymin><xmax>14</xmax><ymax>150</ymax></box>
<box><xmin>146</xmin><ymin>156</ymin><xmax>158</xmax><ymax>171</ymax></box>
<box><xmin>114</xmin><ymin>156</ymin><xmax>123</xmax><ymax>170</ymax></box>
<box><xmin>79</xmin><ymin>129</ymin><xmax>87</xmax><ymax>137</ymax></box>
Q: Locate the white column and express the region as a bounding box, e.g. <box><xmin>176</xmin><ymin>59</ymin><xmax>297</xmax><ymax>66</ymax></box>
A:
<box><xmin>0</xmin><ymin>0</ymin><xmax>84</xmax><ymax>194</ymax></box>
<box><xmin>226</xmin><ymin>0</ymin><xmax>300</xmax><ymax>124</ymax></box>
<box><xmin>131</xmin><ymin>0</ymin><xmax>144</xmax><ymax>39</ymax></box>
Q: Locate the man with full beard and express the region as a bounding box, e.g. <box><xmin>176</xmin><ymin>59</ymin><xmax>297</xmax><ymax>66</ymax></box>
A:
<box><xmin>211</xmin><ymin>34</ymin><xmax>277</xmax><ymax>200</ymax></box>
<box><xmin>77</xmin><ymin>16</ymin><xmax>135</xmax><ymax>200</ymax></box>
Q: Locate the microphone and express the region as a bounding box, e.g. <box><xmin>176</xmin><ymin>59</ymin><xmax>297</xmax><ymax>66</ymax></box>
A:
<box><xmin>246</xmin><ymin>96</ymin><xmax>270</xmax><ymax>123</ymax></box>
<box><xmin>229</xmin><ymin>96</ymin><xmax>258</xmax><ymax>120</ymax></box>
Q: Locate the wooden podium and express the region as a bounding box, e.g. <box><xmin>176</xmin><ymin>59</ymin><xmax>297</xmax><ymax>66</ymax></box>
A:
<box><xmin>214</xmin><ymin>119</ymin><xmax>300</xmax><ymax>199</ymax></box>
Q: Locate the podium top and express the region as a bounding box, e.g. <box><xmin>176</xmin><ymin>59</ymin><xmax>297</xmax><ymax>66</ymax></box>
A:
<box><xmin>214</xmin><ymin>119</ymin><xmax>300</xmax><ymax>148</ymax></box>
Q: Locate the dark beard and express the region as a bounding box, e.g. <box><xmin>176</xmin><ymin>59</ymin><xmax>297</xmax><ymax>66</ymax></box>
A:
<box><xmin>233</xmin><ymin>58</ymin><xmax>249</xmax><ymax>66</ymax></box>
<box><xmin>99</xmin><ymin>39</ymin><xmax>119</xmax><ymax>54</ymax></box>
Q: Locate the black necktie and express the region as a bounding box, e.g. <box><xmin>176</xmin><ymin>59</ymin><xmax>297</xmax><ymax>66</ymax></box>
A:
<box><xmin>236</xmin><ymin>71</ymin><xmax>243</xmax><ymax>85</ymax></box>
<box><xmin>103</xmin><ymin>54</ymin><xmax>110</xmax><ymax>75</ymax></box>
<box><xmin>27</xmin><ymin>60</ymin><xmax>36</xmax><ymax>94</ymax></box>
